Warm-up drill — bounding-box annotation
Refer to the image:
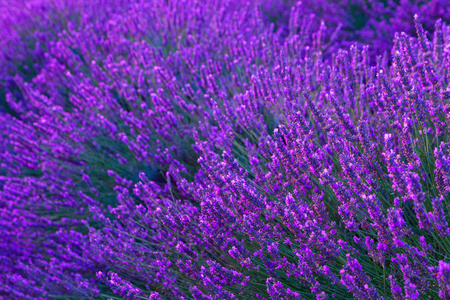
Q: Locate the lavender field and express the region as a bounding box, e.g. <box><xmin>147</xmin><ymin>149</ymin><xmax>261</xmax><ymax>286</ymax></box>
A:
<box><xmin>2</xmin><ymin>0</ymin><xmax>450</xmax><ymax>299</ymax></box>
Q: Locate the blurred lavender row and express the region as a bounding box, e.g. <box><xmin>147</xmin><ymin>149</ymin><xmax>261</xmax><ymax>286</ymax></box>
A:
<box><xmin>1</xmin><ymin>0</ymin><xmax>450</xmax><ymax>299</ymax></box>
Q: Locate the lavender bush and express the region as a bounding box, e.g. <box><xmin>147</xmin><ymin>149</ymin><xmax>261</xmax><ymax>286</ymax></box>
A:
<box><xmin>1</xmin><ymin>0</ymin><xmax>450</xmax><ymax>299</ymax></box>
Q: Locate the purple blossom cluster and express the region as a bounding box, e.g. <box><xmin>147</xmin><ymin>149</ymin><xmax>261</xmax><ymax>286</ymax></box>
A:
<box><xmin>2</xmin><ymin>0</ymin><xmax>450</xmax><ymax>299</ymax></box>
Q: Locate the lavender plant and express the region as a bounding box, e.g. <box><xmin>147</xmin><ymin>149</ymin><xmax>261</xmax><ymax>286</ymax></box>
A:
<box><xmin>1</xmin><ymin>0</ymin><xmax>450</xmax><ymax>299</ymax></box>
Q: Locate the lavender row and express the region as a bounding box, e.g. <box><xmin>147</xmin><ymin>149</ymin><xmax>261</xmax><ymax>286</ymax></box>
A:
<box><xmin>1</xmin><ymin>0</ymin><xmax>450</xmax><ymax>299</ymax></box>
